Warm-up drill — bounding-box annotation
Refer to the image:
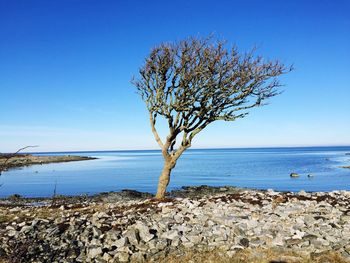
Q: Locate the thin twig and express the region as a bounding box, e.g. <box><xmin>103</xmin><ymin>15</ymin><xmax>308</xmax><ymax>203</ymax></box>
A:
<box><xmin>51</xmin><ymin>179</ymin><xmax>58</xmax><ymax>207</ymax></box>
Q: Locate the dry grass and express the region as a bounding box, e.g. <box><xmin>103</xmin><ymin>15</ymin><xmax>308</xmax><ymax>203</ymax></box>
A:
<box><xmin>1</xmin><ymin>245</ymin><xmax>348</xmax><ymax>263</ymax></box>
<box><xmin>154</xmin><ymin>248</ymin><xmax>350</xmax><ymax>263</ymax></box>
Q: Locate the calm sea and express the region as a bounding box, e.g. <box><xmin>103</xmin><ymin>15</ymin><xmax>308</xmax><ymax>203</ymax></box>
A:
<box><xmin>0</xmin><ymin>147</ymin><xmax>350</xmax><ymax>197</ymax></box>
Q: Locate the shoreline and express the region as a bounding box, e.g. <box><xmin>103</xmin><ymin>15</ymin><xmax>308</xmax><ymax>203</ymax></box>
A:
<box><xmin>0</xmin><ymin>186</ymin><xmax>245</xmax><ymax>206</ymax></box>
<box><xmin>1</xmin><ymin>184</ymin><xmax>350</xmax><ymax>206</ymax></box>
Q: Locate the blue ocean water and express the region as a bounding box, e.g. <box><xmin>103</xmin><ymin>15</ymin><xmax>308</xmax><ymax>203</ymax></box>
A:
<box><xmin>0</xmin><ymin>147</ymin><xmax>350</xmax><ymax>197</ymax></box>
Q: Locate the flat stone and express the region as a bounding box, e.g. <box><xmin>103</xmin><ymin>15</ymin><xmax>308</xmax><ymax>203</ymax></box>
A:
<box><xmin>187</xmin><ymin>235</ymin><xmax>202</xmax><ymax>244</ymax></box>
<box><xmin>160</xmin><ymin>229</ymin><xmax>179</xmax><ymax>240</ymax></box>
<box><xmin>124</xmin><ymin>228</ymin><xmax>139</xmax><ymax>245</ymax></box>
<box><xmin>130</xmin><ymin>252</ymin><xmax>145</xmax><ymax>262</ymax></box>
<box><xmin>88</xmin><ymin>246</ymin><xmax>102</xmax><ymax>259</ymax></box>
<box><xmin>182</xmin><ymin>241</ymin><xmax>194</xmax><ymax>248</ymax></box>
<box><xmin>135</xmin><ymin>221</ymin><xmax>154</xmax><ymax>242</ymax></box>
<box><xmin>111</xmin><ymin>237</ymin><xmax>126</xmax><ymax>248</ymax></box>
<box><xmin>115</xmin><ymin>252</ymin><xmax>129</xmax><ymax>262</ymax></box>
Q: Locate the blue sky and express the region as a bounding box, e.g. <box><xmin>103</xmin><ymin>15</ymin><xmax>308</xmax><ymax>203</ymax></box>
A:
<box><xmin>0</xmin><ymin>0</ymin><xmax>349</xmax><ymax>152</ymax></box>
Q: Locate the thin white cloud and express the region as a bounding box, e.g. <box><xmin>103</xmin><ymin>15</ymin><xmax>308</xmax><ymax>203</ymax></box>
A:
<box><xmin>0</xmin><ymin>125</ymin><xmax>114</xmax><ymax>137</ymax></box>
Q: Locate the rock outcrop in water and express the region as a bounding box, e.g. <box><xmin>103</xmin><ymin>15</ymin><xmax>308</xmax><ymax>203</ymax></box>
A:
<box><xmin>1</xmin><ymin>187</ymin><xmax>350</xmax><ymax>262</ymax></box>
<box><xmin>290</xmin><ymin>172</ymin><xmax>300</xmax><ymax>178</ymax></box>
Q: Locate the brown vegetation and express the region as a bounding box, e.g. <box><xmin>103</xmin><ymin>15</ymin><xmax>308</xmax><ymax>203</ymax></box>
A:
<box><xmin>156</xmin><ymin>248</ymin><xmax>350</xmax><ymax>263</ymax></box>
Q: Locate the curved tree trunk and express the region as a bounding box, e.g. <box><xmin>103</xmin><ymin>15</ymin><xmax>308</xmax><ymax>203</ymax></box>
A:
<box><xmin>155</xmin><ymin>161</ymin><xmax>173</xmax><ymax>199</ymax></box>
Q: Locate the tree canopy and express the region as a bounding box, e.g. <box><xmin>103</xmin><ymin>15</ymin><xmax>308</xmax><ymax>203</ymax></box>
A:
<box><xmin>133</xmin><ymin>36</ymin><xmax>292</xmax><ymax>198</ymax></box>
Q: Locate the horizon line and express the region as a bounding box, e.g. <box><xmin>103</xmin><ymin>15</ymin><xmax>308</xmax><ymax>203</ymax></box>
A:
<box><xmin>12</xmin><ymin>144</ymin><xmax>350</xmax><ymax>154</ymax></box>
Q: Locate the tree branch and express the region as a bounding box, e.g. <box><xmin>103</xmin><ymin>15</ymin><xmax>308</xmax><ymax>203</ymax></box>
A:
<box><xmin>149</xmin><ymin>112</ymin><xmax>164</xmax><ymax>149</ymax></box>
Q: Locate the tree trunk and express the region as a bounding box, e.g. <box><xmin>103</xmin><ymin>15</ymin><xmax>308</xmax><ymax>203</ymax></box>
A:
<box><xmin>155</xmin><ymin>160</ymin><xmax>173</xmax><ymax>199</ymax></box>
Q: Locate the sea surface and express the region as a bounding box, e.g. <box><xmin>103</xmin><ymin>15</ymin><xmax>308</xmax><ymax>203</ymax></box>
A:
<box><xmin>0</xmin><ymin>147</ymin><xmax>350</xmax><ymax>197</ymax></box>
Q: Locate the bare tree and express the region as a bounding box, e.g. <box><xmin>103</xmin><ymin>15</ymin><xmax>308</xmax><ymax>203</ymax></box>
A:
<box><xmin>133</xmin><ymin>36</ymin><xmax>292</xmax><ymax>199</ymax></box>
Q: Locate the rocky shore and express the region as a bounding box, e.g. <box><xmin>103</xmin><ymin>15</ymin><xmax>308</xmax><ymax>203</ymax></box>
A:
<box><xmin>1</xmin><ymin>186</ymin><xmax>350</xmax><ymax>262</ymax></box>
<box><xmin>0</xmin><ymin>154</ymin><xmax>97</xmax><ymax>171</ymax></box>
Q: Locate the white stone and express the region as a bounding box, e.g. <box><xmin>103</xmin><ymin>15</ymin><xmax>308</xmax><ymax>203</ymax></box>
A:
<box><xmin>87</xmin><ymin>247</ymin><xmax>102</xmax><ymax>259</ymax></box>
<box><xmin>160</xmin><ymin>229</ymin><xmax>179</xmax><ymax>240</ymax></box>
<box><xmin>135</xmin><ymin>221</ymin><xmax>154</xmax><ymax>242</ymax></box>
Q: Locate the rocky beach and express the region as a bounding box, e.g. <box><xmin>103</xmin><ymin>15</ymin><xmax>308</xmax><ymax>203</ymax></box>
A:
<box><xmin>1</xmin><ymin>186</ymin><xmax>349</xmax><ymax>263</ymax></box>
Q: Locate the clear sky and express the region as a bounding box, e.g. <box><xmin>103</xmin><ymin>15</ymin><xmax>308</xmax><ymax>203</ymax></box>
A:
<box><xmin>0</xmin><ymin>0</ymin><xmax>349</xmax><ymax>152</ymax></box>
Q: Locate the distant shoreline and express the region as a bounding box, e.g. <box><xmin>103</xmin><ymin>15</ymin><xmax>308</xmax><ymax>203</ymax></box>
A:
<box><xmin>0</xmin><ymin>154</ymin><xmax>97</xmax><ymax>171</ymax></box>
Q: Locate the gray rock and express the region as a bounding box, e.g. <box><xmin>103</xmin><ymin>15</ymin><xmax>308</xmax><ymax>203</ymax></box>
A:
<box><xmin>155</xmin><ymin>239</ymin><xmax>168</xmax><ymax>250</ymax></box>
<box><xmin>292</xmin><ymin>230</ymin><xmax>305</xmax><ymax>239</ymax></box>
<box><xmin>171</xmin><ymin>237</ymin><xmax>181</xmax><ymax>247</ymax></box>
<box><xmin>187</xmin><ymin>235</ymin><xmax>202</xmax><ymax>244</ymax></box>
<box><xmin>311</xmin><ymin>238</ymin><xmax>329</xmax><ymax>248</ymax></box>
<box><xmin>88</xmin><ymin>246</ymin><xmax>102</xmax><ymax>259</ymax></box>
<box><xmin>92</xmin><ymin>226</ymin><xmax>102</xmax><ymax>238</ymax></box>
<box><xmin>182</xmin><ymin>241</ymin><xmax>194</xmax><ymax>248</ymax></box>
<box><xmin>102</xmin><ymin>252</ymin><xmax>113</xmax><ymax>262</ymax></box>
<box><xmin>7</xmin><ymin>229</ymin><xmax>17</xmax><ymax>237</ymax></box>
<box><xmin>174</xmin><ymin>214</ymin><xmax>183</xmax><ymax>223</ymax></box>
<box><xmin>114</xmin><ymin>252</ymin><xmax>130</xmax><ymax>262</ymax></box>
<box><xmin>161</xmin><ymin>229</ymin><xmax>179</xmax><ymax>240</ymax></box>
<box><xmin>117</xmin><ymin>246</ymin><xmax>132</xmax><ymax>253</ymax></box>
<box><xmin>112</xmin><ymin>237</ymin><xmax>127</xmax><ymax>248</ymax></box>
<box><xmin>130</xmin><ymin>252</ymin><xmax>145</xmax><ymax>262</ymax></box>
<box><xmin>18</xmin><ymin>222</ymin><xmax>26</xmax><ymax>227</ymax></box>
<box><xmin>135</xmin><ymin>221</ymin><xmax>154</xmax><ymax>242</ymax></box>
<box><xmin>124</xmin><ymin>228</ymin><xmax>139</xmax><ymax>245</ymax></box>
<box><xmin>298</xmin><ymin>190</ymin><xmax>308</xmax><ymax>196</ymax></box>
